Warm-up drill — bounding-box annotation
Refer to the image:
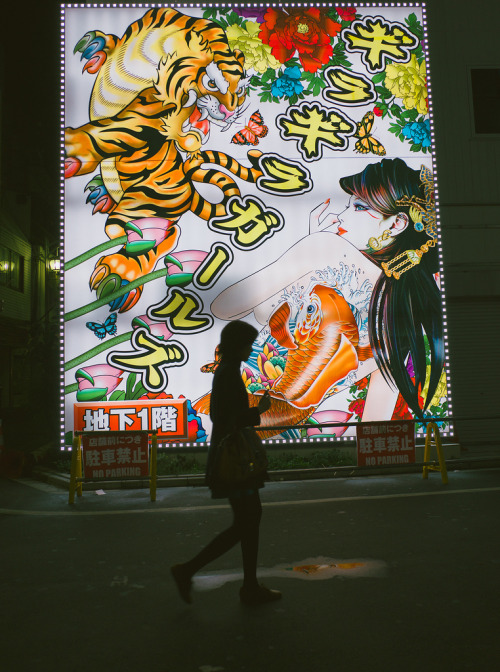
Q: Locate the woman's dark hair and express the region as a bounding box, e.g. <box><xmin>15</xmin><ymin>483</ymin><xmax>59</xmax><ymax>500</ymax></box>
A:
<box><xmin>218</xmin><ymin>320</ymin><xmax>258</xmax><ymax>358</ymax></box>
<box><xmin>340</xmin><ymin>158</ymin><xmax>444</xmax><ymax>419</ymax></box>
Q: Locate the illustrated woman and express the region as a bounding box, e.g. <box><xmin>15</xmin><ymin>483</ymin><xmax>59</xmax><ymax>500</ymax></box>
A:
<box><xmin>211</xmin><ymin>158</ymin><xmax>444</xmax><ymax>422</ymax></box>
<box><xmin>171</xmin><ymin>320</ymin><xmax>281</xmax><ymax>606</ymax></box>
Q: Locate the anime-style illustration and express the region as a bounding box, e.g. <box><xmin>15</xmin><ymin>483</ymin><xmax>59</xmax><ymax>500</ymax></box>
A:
<box><xmin>208</xmin><ymin>158</ymin><xmax>445</xmax><ymax>430</ymax></box>
<box><xmin>354</xmin><ymin>111</ymin><xmax>386</xmax><ymax>155</ymax></box>
<box><xmin>65</xmin><ymin>7</ymin><xmax>265</xmax><ymax>313</ymax></box>
<box><xmin>231</xmin><ymin>110</ymin><xmax>269</xmax><ymax>145</ymax></box>
<box><xmin>64</xmin><ymin>5</ymin><xmax>448</xmax><ymax>445</ymax></box>
<box><xmin>86</xmin><ymin>313</ymin><xmax>117</xmax><ymax>340</ymax></box>
<box><xmin>195</xmin><ymin>282</ymin><xmax>373</xmax><ymax>437</ymax></box>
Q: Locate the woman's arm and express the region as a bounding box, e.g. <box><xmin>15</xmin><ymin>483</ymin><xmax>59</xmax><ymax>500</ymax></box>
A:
<box><xmin>361</xmin><ymin>368</ymin><xmax>399</xmax><ymax>421</ymax></box>
<box><xmin>211</xmin><ymin>232</ymin><xmax>378</xmax><ymax>323</ymax></box>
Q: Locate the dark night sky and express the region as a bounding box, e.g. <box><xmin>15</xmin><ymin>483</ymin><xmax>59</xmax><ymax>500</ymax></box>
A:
<box><xmin>1</xmin><ymin>3</ymin><xmax>61</xmax><ymax>241</ymax></box>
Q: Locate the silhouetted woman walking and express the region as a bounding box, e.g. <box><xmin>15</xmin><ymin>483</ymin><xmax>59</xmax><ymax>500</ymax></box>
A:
<box><xmin>171</xmin><ymin>320</ymin><xmax>281</xmax><ymax>605</ymax></box>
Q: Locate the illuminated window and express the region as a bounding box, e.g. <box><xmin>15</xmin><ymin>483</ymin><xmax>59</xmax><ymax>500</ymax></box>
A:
<box><xmin>0</xmin><ymin>245</ymin><xmax>25</xmax><ymax>292</ymax></box>
<box><xmin>470</xmin><ymin>68</ymin><xmax>500</xmax><ymax>134</ymax></box>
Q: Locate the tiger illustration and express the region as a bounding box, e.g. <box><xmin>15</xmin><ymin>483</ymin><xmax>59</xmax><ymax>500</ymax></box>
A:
<box><xmin>65</xmin><ymin>7</ymin><xmax>263</xmax><ymax>312</ymax></box>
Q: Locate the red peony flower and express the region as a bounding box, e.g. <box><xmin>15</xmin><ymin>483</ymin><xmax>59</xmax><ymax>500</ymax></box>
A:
<box><xmin>139</xmin><ymin>392</ymin><xmax>172</xmax><ymax>400</ymax></box>
<box><xmin>260</xmin><ymin>7</ymin><xmax>341</xmax><ymax>73</ymax></box>
<box><xmin>348</xmin><ymin>398</ymin><xmax>366</xmax><ymax>418</ymax></box>
<box><xmin>336</xmin><ymin>6</ymin><xmax>357</xmax><ymax>22</ymax></box>
<box><xmin>356</xmin><ymin>376</ymin><xmax>369</xmax><ymax>390</ymax></box>
<box><xmin>391</xmin><ymin>387</ymin><xmax>426</xmax><ymax>420</ymax></box>
<box><xmin>391</xmin><ymin>393</ymin><xmax>412</xmax><ymax>420</ymax></box>
<box><xmin>373</xmin><ymin>106</ymin><xmax>383</xmax><ymax>117</ymax></box>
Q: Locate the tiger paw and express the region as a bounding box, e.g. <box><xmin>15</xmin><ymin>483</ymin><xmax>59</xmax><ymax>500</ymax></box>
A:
<box><xmin>85</xmin><ymin>175</ymin><xmax>116</xmax><ymax>215</ymax></box>
<box><xmin>74</xmin><ymin>31</ymin><xmax>114</xmax><ymax>74</ymax></box>
<box><xmin>89</xmin><ymin>227</ymin><xmax>179</xmax><ymax>313</ymax></box>
<box><xmin>90</xmin><ymin>254</ymin><xmax>144</xmax><ymax>314</ymax></box>
<box><xmin>65</xmin><ymin>157</ymin><xmax>82</xmax><ymax>178</ymax></box>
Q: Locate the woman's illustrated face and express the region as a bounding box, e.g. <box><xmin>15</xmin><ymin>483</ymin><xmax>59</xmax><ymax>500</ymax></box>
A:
<box><xmin>336</xmin><ymin>196</ymin><xmax>392</xmax><ymax>251</ymax></box>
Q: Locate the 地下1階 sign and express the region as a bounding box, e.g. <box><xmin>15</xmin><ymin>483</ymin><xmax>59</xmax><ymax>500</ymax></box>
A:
<box><xmin>81</xmin><ymin>431</ymin><xmax>149</xmax><ymax>479</ymax></box>
<box><xmin>74</xmin><ymin>399</ymin><xmax>188</xmax><ymax>440</ymax></box>
<box><xmin>356</xmin><ymin>422</ymin><xmax>415</xmax><ymax>467</ymax></box>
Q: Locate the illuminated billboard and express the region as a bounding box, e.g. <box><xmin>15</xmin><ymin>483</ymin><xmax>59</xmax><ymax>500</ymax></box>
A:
<box><xmin>62</xmin><ymin>3</ymin><xmax>451</xmax><ymax>447</ymax></box>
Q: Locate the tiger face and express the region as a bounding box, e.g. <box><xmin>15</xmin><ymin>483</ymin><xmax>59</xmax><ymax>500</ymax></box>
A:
<box><xmin>156</xmin><ymin>47</ymin><xmax>250</xmax><ymax>152</ymax></box>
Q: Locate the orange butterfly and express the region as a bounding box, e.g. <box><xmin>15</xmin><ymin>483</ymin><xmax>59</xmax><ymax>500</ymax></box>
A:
<box><xmin>231</xmin><ymin>110</ymin><xmax>268</xmax><ymax>146</ymax></box>
<box><xmin>354</xmin><ymin>111</ymin><xmax>386</xmax><ymax>156</ymax></box>
<box><xmin>200</xmin><ymin>345</ymin><xmax>221</xmax><ymax>373</ymax></box>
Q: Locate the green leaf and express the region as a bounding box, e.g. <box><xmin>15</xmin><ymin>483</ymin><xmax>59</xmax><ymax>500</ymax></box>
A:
<box><xmin>125</xmin><ymin>239</ymin><xmax>156</xmax><ymax>256</ymax></box>
<box><xmin>109</xmin><ymin>390</ymin><xmax>126</xmax><ymax>401</ymax></box>
<box><xmin>132</xmin><ymin>379</ymin><xmax>147</xmax><ymax>400</ymax></box>
<box><xmin>408</xmin><ymin>108</ymin><xmax>419</xmax><ymax>122</ymax></box>
<box><xmin>372</xmin><ymin>72</ymin><xmax>386</xmax><ymax>84</ymax></box>
<box><xmin>390</xmin><ymin>104</ymin><xmax>402</xmax><ymax>118</ymax></box>
<box><xmin>164</xmin><ymin>254</ymin><xmax>183</xmax><ymax>270</ymax></box>
<box><xmin>125</xmin><ymin>372</ymin><xmax>137</xmax><ymax>399</ymax></box>
<box><xmin>165</xmin><ymin>272</ymin><xmax>194</xmax><ymax>288</ymax></box>
<box><xmin>76</xmin><ymin>387</ymin><xmax>108</xmax><ymax>402</ymax></box>
<box><xmin>75</xmin><ymin>368</ymin><xmax>94</xmax><ymax>385</ymax></box>
<box><xmin>226</xmin><ymin>10</ymin><xmax>240</xmax><ymax>25</ymax></box>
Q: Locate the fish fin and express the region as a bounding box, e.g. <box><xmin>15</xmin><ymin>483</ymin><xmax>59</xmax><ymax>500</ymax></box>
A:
<box><xmin>294</xmin><ymin>333</ymin><xmax>358</xmax><ymax>408</ymax></box>
<box><xmin>357</xmin><ymin>345</ymin><xmax>373</xmax><ymax>361</ymax></box>
<box><xmin>193</xmin><ymin>391</ymin><xmax>211</xmax><ymax>415</ymax></box>
<box><xmin>269</xmin><ymin>302</ymin><xmax>297</xmax><ymax>350</ymax></box>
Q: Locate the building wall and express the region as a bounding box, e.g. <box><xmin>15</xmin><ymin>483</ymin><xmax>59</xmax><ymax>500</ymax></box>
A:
<box><xmin>0</xmin><ymin>216</ymin><xmax>32</xmax><ymax>322</ymax></box>
<box><xmin>426</xmin><ymin>0</ymin><xmax>500</xmax><ymax>445</ymax></box>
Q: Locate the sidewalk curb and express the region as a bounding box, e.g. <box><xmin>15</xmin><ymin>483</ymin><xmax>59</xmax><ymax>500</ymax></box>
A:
<box><xmin>32</xmin><ymin>456</ymin><xmax>500</xmax><ymax>492</ymax></box>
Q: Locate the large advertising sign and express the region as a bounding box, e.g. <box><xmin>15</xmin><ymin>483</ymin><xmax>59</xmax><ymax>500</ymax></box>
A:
<box><xmin>62</xmin><ymin>3</ymin><xmax>451</xmax><ymax>447</ymax></box>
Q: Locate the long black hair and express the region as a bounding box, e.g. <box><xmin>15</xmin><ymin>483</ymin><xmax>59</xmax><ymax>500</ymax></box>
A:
<box><xmin>339</xmin><ymin>158</ymin><xmax>444</xmax><ymax>418</ymax></box>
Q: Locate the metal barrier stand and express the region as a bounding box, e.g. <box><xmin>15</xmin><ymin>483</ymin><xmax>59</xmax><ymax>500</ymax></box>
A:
<box><xmin>68</xmin><ymin>430</ymin><xmax>158</xmax><ymax>504</ymax></box>
<box><xmin>422</xmin><ymin>422</ymin><xmax>448</xmax><ymax>484</ymax></box>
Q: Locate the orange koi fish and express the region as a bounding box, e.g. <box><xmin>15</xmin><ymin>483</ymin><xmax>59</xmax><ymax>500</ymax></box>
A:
<box><xmin>194</xmin><ymin>284</ymin><xmax>372</xmax><ymax>437</ymax></box>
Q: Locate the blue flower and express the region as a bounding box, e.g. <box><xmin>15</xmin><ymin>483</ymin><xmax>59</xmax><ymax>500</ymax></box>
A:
<box><xmin>402</xmin><ymin>119</ymin><xmax>431</xmax><ymax>148</ymax></box>
<box><xmin>271</xmin><ymin>66</ymin><xmax>304</xmax><ymax>99</ymax></box>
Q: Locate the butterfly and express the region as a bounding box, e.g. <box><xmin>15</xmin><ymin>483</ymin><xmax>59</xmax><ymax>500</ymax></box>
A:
<box><xmin>200</xmin><ymin>345</ymin><xmax>221</xmax><ymax>373</ymax></box>
<box><xmin>86</xmin><ymin>313</ymin><xmax>117</xmax><ymax>340</ymax></box>
<box><xmin>354</xmin><ymin>111</ymin><xmax>386</xmax><ymax>156</ymax></box>
<box><xmin>231</xmin><ymin>110</ymin><xmax>268</xmax><ymax>146</ymax></box>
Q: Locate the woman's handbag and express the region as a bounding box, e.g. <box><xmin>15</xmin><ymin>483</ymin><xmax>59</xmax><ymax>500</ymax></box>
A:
<box><xmin>214</xmin><ymin>427</ymin><xmax>268</xmax><ymax>487</ymax></box>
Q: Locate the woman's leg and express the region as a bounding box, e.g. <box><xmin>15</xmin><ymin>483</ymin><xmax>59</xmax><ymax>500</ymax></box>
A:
<box><xmin>171</xmin><ymin>505</ymin><xmax>241</xmax><ymax>603</ymax></box>
<box><xmin>233</xmin><ymin>491</ymin><xmax>262</xmax><ymax>589</ymax></box>
<box><xmin>181</xmin><ymin>513</ymin><xmax>241</xmax><ymax>577</ymax></box>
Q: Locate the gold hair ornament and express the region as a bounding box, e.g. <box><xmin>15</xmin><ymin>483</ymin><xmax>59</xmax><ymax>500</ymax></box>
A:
<box><xmin>382</xmin><ymin>165</ymin><xmax>437</xmax><ymax>280</ymax></box>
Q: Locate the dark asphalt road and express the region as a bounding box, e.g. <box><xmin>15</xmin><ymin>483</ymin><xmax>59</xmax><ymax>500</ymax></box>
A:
<box><xmin>1</xmin><ymin>469</ymin><xmax>499</xmax><ymax>672</ymax></box>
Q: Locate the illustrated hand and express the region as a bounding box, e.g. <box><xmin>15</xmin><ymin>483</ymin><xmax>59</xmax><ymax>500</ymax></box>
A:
<box><xmin>309</xmin><ymin>200</ymin><xmax>339</xmax><ymax>234</ymax></box>
<box><xmin>258</xmin><ymin>390</ymin><xmax>271</xmax><ymax>414</ymax></box>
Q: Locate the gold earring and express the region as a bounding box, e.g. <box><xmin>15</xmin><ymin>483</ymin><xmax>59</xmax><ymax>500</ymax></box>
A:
<box><xmin>368</xmin><ymin>229</ymin><xmax>392</xmax><ymax>251</ymax></box>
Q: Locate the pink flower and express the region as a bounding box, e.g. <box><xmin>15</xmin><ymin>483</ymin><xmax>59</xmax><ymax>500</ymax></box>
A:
<box><xmin>124</xmin><ymin>218</ymin><xmax>178</xmax><ymax>255</ymax></box>
<box><xmin>165</xmin><ymin>249</ymin><xmax>208</xmax><ymax>287</ymax></box>
<box><xmin>306</xmin><ymin>410</ymin><xmax>352</xmax><ymax>437</ymax></box>
<box><xmin>132</xmin><ymin>315</ymin><xmax>172</xmax><ymax>341</ymax></box>
<box><xmin>76</xmin><ymin>364</ymin><xmax>123</xmax><ymax>401</ymax></box>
